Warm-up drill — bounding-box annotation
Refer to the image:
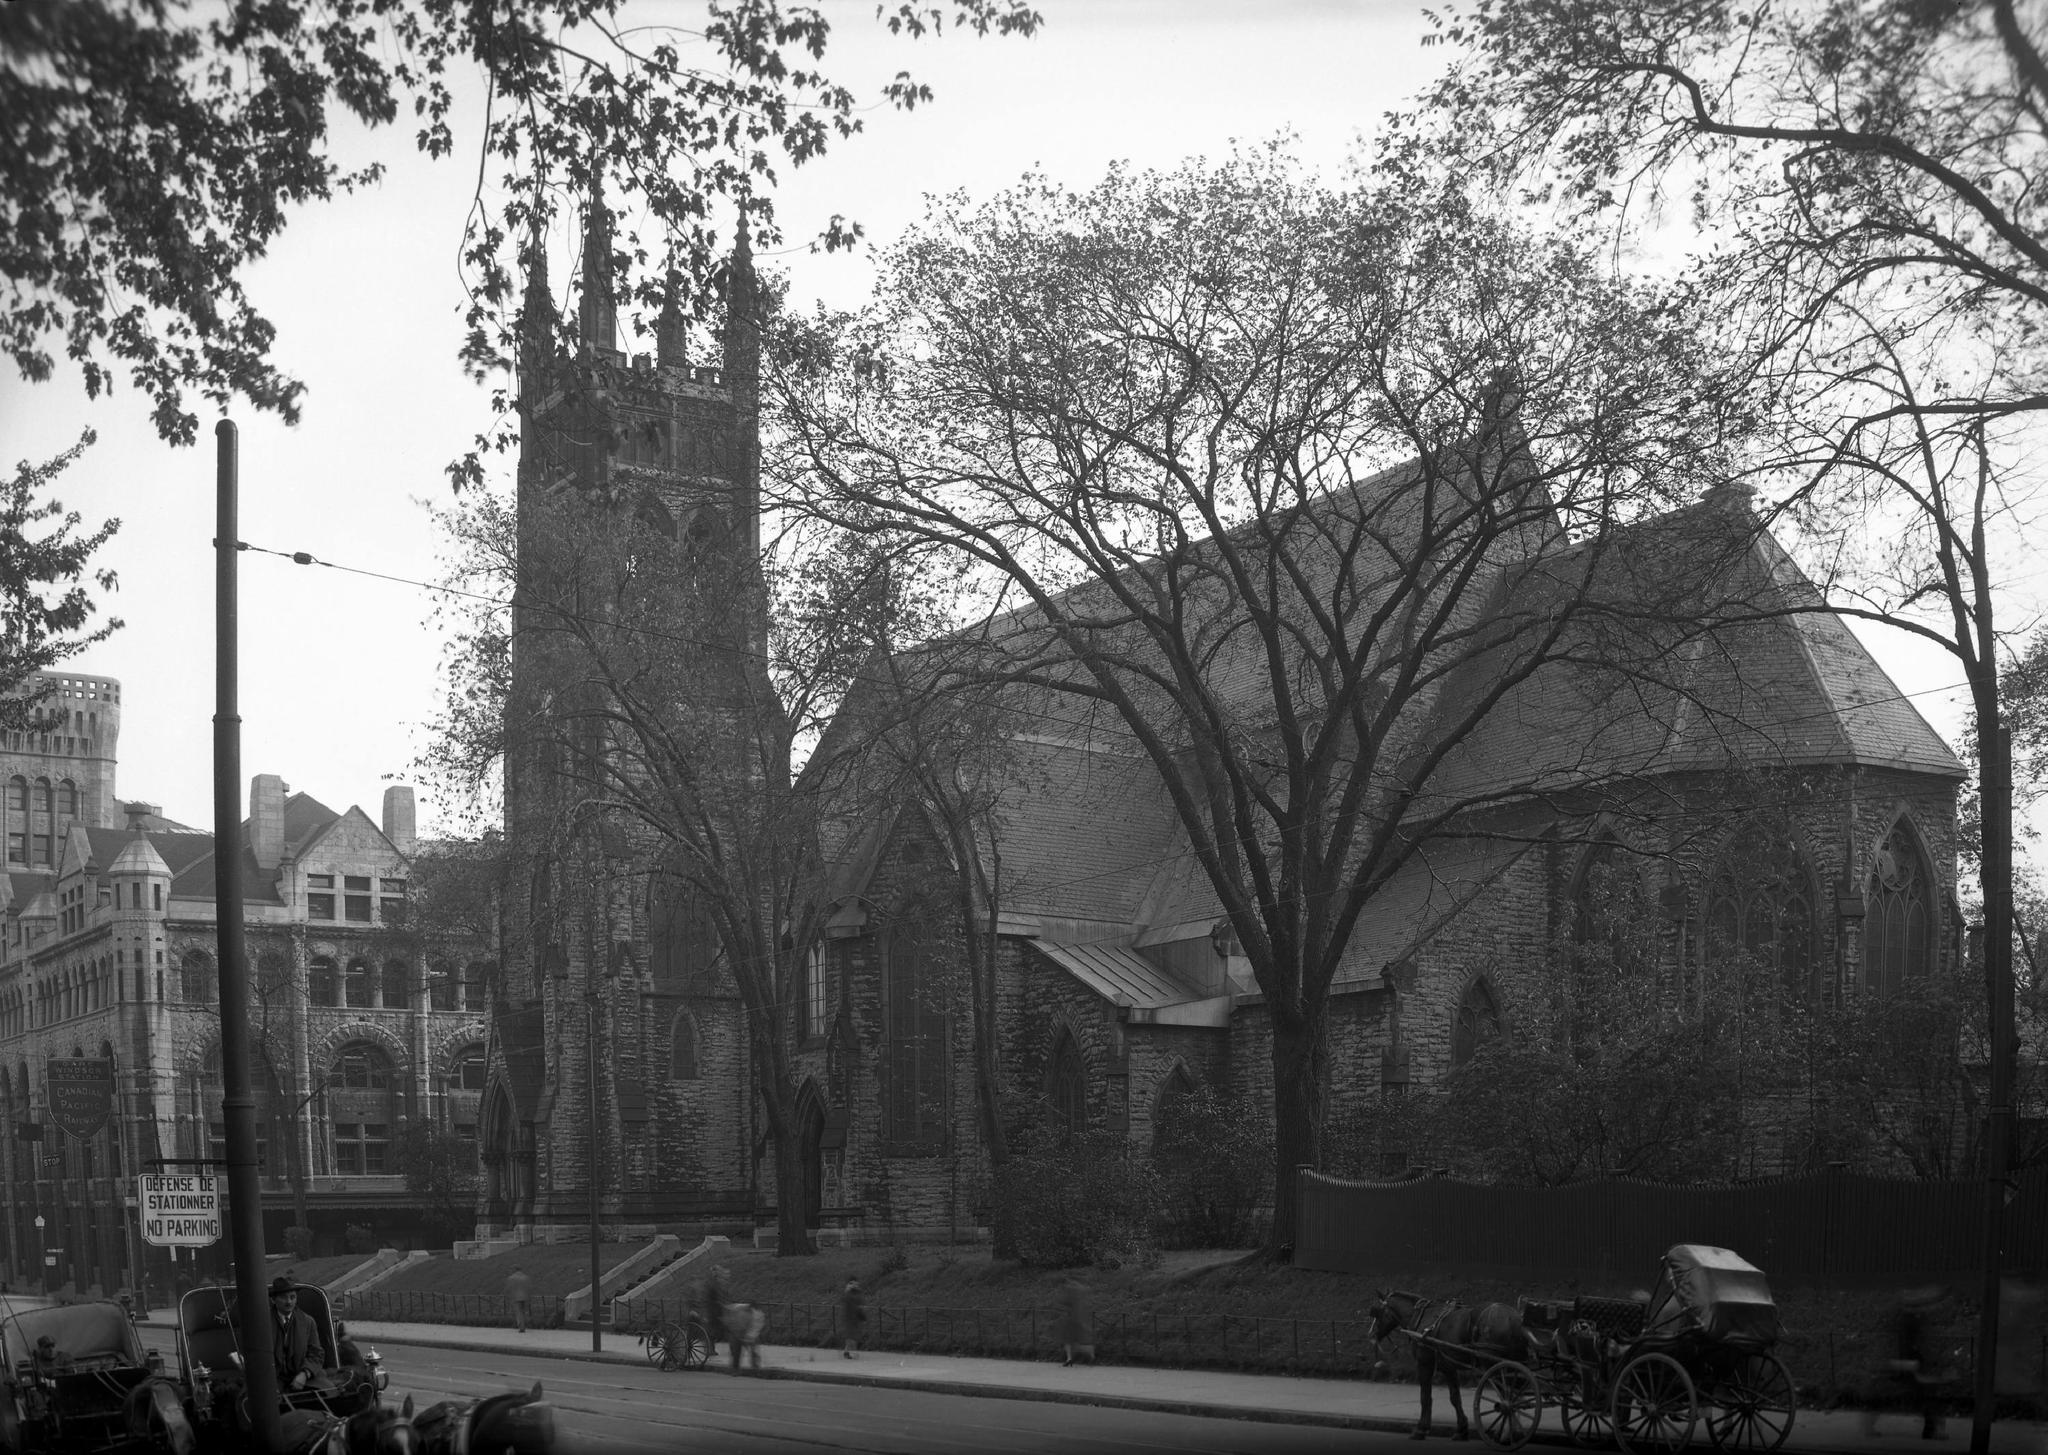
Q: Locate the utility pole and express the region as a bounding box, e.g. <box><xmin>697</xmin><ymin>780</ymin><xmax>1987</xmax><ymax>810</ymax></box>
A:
<box><xmin>215</xmin><ymin>421</ymin><xmax>285</xmax><ymax>1451</ymax></box>
<box><xmin>1972</xmin><ymin>721</ymin><xmax>2018</xmax><ymax>1455</ymax></box>
<box><xmin>587</xmin><ymin>982</ymin><xmax>602</xmax><ymax>1353</ymax></box>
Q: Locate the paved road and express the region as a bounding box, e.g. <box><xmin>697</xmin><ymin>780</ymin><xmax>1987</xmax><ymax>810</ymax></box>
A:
<box><xmin>136</xmin><ymin>1324</ymin><xmax>1370</xmax><ymax>1452</ymax></box>
<box><xmin>345</xmin><ymin>1339</ymin><xmax>1378</xmax><ymax>1454</ymax></box>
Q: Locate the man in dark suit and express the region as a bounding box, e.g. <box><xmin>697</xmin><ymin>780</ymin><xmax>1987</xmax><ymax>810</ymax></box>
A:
<box><xmin>267</xmin><ymin>1277</ymin><xmax>328</xmax><ymax>1392</ymax></box>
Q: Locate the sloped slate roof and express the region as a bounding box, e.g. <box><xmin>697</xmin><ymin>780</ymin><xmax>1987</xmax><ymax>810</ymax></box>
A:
<box><xmin>1331</xmin><ymin>835</ymin><xmax>1533</xmax><ymax>985</ymax></box>
<box><xmin>985</xmin><ymin>735</ymin><xmax>1186</xmax><ymax>924</ymax></box>
<box><xmin>1028</xmin><ymin>937</ymin><xmax>1206</xmax><ymax>1009</ymax></box>
<box><xmin>1423</xmin><ymin>503</ymin><xmax>1963</xmax><ymax>805</ymax></box>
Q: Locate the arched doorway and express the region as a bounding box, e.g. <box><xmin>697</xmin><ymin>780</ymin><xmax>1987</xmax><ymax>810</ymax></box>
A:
<box><xmin>794</xmin><ymin>1084</ymin><xmax>827</xmax><ymax>1229</ymax></box>
<box><xmin>480</xmin><ymin>1084</ymin><xmax>518</xmax><ymax>1224</ymax></box>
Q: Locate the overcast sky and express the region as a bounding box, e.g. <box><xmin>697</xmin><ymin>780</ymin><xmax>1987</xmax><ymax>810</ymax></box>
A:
<box><xmin>2</xmin><ymin>0</ymin><xmax>1974</xmax><ymax>837</ymax></box>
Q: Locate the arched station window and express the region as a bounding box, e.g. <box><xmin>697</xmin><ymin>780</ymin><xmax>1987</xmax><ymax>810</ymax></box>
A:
<box><xmin>327</xmin><ymin>1041</ymin><xmax>398</xmax><ymax>1175</ymax></box>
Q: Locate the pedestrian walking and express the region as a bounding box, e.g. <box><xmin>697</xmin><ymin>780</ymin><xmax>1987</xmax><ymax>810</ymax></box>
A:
<box><xmin>1057</xmin><ymin>1278</ymin><xmax>1094</xmax><ymax>1368</ymax></box>
<box><xmin>1863</xmin><ymin>1285</ymin><xmax>1947</xmax><ymax>1439</ymax></box>
<box><xmin>702</xmin><ymin>1265</ymin><xmax>731</xmax><ymax>1360</ymax></box>
<box><xmin>504</xmin><ymin>1265</ymin><xmax>532</xmax><ymax>1334</ymax></box>
<box><xmin>837</xmin><ymin>1278</ymin><xmax>867</xmax><ymax>1359</ymax></box>
<box><xmin>724</xmin><ymin>1299</ymin><xmax>766</xmax><ymax>1372</ymax></box>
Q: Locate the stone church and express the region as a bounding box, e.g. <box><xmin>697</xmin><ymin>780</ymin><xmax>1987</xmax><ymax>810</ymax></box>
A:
<box><xmin>479</xmin><ymin>202</ymin><xmax>1967</xmax><ymax>1245</ymax></box>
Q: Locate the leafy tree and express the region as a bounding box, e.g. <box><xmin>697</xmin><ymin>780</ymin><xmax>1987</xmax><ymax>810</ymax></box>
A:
<box><xmin>392</xmin><ymin>1122</ymin><xmax>483</xmax><ymax>1245</ymax></box>
<box><xmin>2</xmin><ymin>0</ymin><xmax>1038</xmax><ymax>451</ymax></box>
<box><xmin>1</xmin><ymin>431</ymin><xmax>119</xmax><ymax>727</ymax></box>
<box><xmin>773</xmin><ymin>146</ymin><xmax>1745</xmax><ymax>1251</ymax></box>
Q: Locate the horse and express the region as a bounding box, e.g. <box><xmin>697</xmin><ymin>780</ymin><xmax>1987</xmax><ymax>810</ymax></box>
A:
<box><xmin>275</xmin><ymin>1395</ymin><xmax>422</xmax><ymax>1455</ymax></box>
<box><xmin>413</xmin><ymin>1382</ymin><xmax>555</xmax><ymax>1455</ymax></box>
<box><xmin>122</xmin><ymin>1373</ymin><xmax>198</xmax><ymax>1455</ymax></box>
<box><xmin>1365</xmin><ymin>1289</ymin><xmax>1526</xmax><ymax>1441</ymax></box>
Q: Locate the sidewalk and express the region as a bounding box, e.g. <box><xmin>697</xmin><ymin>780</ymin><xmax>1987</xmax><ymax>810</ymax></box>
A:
<box><xmin>238</xmin><ymin>1314</ymin><xmax>2046</xmax><ymax>1455</ymax></box>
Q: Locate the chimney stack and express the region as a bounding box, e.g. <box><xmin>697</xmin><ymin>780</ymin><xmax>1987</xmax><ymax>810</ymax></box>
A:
<box><xmin>250</xmin><ymin>774</ymin><xmax>287</xmax><ymax>870</ymax></box>
<box><xmin>382</xmin><ymin>786</ymin><xmax>417</xmax><ymax>857</ymax></box>
<box><xmin>123</xmin><ymin>802</ymin><xmax>160</xmax><ymax>832</ymax></box>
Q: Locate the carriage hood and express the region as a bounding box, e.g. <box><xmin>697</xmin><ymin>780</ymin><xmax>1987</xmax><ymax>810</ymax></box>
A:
<box><xmin>1645</xmin><ymin>1244</ymin><xmax>1779</xmax><ymax>1348</ymax></box>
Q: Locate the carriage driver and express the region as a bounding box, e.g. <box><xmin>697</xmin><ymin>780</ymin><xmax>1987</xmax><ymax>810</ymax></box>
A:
<box><xmin>267</xmin><ymin>1277</ymin><xmax>329</xmax><ymax>1392</ymax></box>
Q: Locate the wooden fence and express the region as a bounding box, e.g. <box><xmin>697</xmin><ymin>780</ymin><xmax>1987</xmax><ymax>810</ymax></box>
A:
<box><xmin>1295</xmin><ymin>1164</ymin><xmax>2048</xmax><ymax>1284</ymax></box>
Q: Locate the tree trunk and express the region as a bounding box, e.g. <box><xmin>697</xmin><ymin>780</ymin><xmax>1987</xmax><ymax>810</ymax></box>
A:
<box><xmin>768</xmin><ymin>1093</ymin><xmax>814</xmax><ymax>1257</ymax></box>
<box><xmin>1267</xmin><ymin>1011</ymin><xmax>1327</xmax><ymax>1257</ymax></box>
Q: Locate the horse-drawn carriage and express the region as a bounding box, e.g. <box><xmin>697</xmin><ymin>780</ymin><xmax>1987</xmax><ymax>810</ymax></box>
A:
<box><xmin>176</xmin><ymin>1280</ymin><xmax>393</xmax><ymax>1449</ymax></box>
<box><xmin>0</xmin><ymin>1299</ymin><xmax>192</xmax><ymax>1455</ymax></box>
<box><xmin>1371</xmin><ymin>1245</ymin><xmax>1797</xmax><ymax>1455</ymax></box>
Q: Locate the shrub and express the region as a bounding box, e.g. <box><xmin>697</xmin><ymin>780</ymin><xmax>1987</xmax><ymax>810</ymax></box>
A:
<box><xmin>1151</xmin><ymin>1086</ymin><xmax>1271</xmax><ymax>1248</ymax></box>
<box><xmin>991</xmin><ymin>1132</ymin><xmax>1162</xmax><ymax>1268</ymax></box>
<box><xmin>344</xmin><ymin>1223</ymin><xmax>378</xmax><ymax>1255</ymax></box>
<box><xmin>282</xmin><ymin>1224</ymin><xmax>316</xmax><ymax>1260</ymax></box>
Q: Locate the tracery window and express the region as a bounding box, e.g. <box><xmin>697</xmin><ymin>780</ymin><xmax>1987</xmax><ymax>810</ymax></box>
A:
<box><xmin>1046</xmin><ymin>1029</ymin><xmax>1086</xmax><ymax>1143</ymax></box>
<box><xmin>804</xmin><ymin>943</ymin><xmax>829</xmax><ymax>1040</ymax></box>
<box><xmin>1864</xmin><ymin>821</ymin><xmax>1934</xmax><ymax>998</ymax></box>
<box><xmin>669</xmin><ymin>1013</ymin><xmax>699</xmax><ymax>1080</ymax></box>
<box><xmin>1704</xmin><ymin>819</ymin><xmax>1819</xmax><ymax>1000</ymax></box>
<box><xmin>180</xmin><ymin>951</ymin><xmax>217</xmax><ymax>1006</ymax></box>
<box><xmin>1449</xmin><ymin>978</ymin><xmax>1502</xmax><ymax>1067</ymax></box>
<box><xmin>1151</xmin><ymin>1065</ymin><xmax>1195</xmax><ymax>1152</ymax></box>
<box><xmin>883</xmin><ymin>925</ymin><xmax>948</xmax><ymax>1148</ymax></box>
<box><xmin>1572</xmin><ymin>838</ymin><xmax>1646</xmax><ymax>949</ymax></box>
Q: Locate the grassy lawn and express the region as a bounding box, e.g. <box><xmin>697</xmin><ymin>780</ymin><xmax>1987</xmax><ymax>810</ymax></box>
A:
<box><xmin>652</xmin><ymin>1245</ymin><xmax>2044</xmax><ymax>1408</ymax></box>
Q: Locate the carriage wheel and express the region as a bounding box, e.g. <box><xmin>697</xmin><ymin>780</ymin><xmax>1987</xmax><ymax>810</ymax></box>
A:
<box><xmin>1559</xmin><ymin>1390</ymin><xmax>1616</xmax><ymax>1449</ymax></box>
<box><xmin>1474</xmin><ymin>1361</ymin><xmax>1544</xmax><ymax>1450</ymax></box>
<box><xmin>1613</xmin><ymin>1353</ymin><xmax>1698</xmax><ymax>1455</ymax></box>
<box><xmin>676</xmin><ymin>1319</ymin><xmax>714</xmax><ymax>1370</ymax></box>
<box><xmin>645</xmin><ymin>1322</ymin><xmax>686</xmax><ymax>1369</ymax></box>
<box><xmin>1704</xmin><ymin>1353</ymin><xmax>1794</xmax><ymax>1453</ymax></box>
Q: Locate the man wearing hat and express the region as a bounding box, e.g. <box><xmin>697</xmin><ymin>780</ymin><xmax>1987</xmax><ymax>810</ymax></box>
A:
<box><xmin>32</xmin><ymin>1333</ymin><xmax>73</xmax><ymax>1378</ymax></box>
<box><xmin>267</xmin><ymin>1277</ymin><xmax>328</xmax><ymax>1393</ymax></box>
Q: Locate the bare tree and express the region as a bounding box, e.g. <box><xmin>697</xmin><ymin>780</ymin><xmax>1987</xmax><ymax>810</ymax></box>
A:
<box><xmin>772</xmin><ymin>148</ymin><xmax>1745</xmax><ymax>1251</ymax></box>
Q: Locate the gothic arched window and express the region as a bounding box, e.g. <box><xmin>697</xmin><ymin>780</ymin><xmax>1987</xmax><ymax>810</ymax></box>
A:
<box><xmin>669</xmin><ymin>1013</ymin><xmax>699</xmax><ymax>1081</ymax></box>
<box><xmin>1046</xmin><ymin>1030</ymin><xmax>1087</xmax><ymax>1143</ymax></box>
<box><xmin>1572</xmin><ymin>838</ymin><xmax>1646</xmax><ymax>949</ymax></box>
<box><xmin>1151</xmin><ymin>1065</ymin><xmax>1196</xmax><ymax>1152</ymax></box>
<box><xmin>1864</xmin><ymin>821</ymin><xmax>1934</xmax><ymax>998</ymax></box>
<box><xmin>1450</xmin><ymin>978</ymin><xmax>1503</xmax><ymax>1067</ymax></box>
<box><xmin>1705</xmin><ymin>819</ymin><xmax>1819</xmax><ymax>1000</ymax></box>
<box><xmin>883</xmin><ymin>925</ymin><xmax>947</xmax><ymax>1148</ymax></box>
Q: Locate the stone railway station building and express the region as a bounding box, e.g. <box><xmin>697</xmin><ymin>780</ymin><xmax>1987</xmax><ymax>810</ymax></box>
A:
<box><xmin>478</xmin><ymin>202</ymin><xmax>1971</xmax><ymax>1249</ymax></box>
<box><xmin>0</xmin><ymin>673</ymin><xmax>489</xmax><ymax>1294</ymax></box>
